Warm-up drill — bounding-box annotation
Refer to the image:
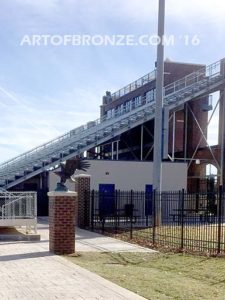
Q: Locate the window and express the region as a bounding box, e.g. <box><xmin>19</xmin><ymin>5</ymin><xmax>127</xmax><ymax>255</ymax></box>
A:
<box><xmin>134</xmin><ymin>96</ymin><xmax>142</xmax><ymax>107</ymax></box>
<box><xmin>106</xmin><ymin>110</ymin><xmax>112</xmax><ymax>119</ymax></box>
<box><xmin>125</xmin><ymin>101</ymin><xmax>132</xmax><ymax>112</ymax></box>
<box><xmin>146</xmin><ymin>89</ymin><xmax>155</xmax><ymax>103</ymax></box>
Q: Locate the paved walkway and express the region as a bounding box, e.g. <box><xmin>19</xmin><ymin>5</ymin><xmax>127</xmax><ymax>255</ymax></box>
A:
<box><xmin>76</xmin><ymin>229</ymin><xmax>154</xmax><ymax>252</ymax></box>
<box><xmin>0</xmin><ymin>219</ymin><xmax>152</xmax><ymax>299</ymax></box>
<box><xmin>38</xmin><ymin>218</ymin><xmax>154</xmax><ymax>253</ymax></box>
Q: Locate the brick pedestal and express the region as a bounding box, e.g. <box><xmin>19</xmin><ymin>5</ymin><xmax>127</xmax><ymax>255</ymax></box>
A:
<box><xmin>48</xmin><ymin>191</ymin><xmax>77</xmax><ymax>255</ymax></box>
<box><xmin>74</xmin><ymin>174</ymin><xmax>91</xmax><ymax>228</ymax></box>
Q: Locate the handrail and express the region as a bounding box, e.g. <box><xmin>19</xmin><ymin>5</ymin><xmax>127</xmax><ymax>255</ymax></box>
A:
<box><xmin>111</xmin><ymin>69</ymin><xmax>156</xmax><ymax>100</ymax></box>
<box><xmin>1</xmin><ymin>192</ymin><xmax>36</xmax><ymax>219</ymax></box>
<box><xmin>2</xmin><ymin>195</ymin><xmax>33</xmax><ymax>208</ymax></box>
<box><xmin>0</xmin><ymin>189</ymin><xmax>36</xmax><ymax>202</ymax></box>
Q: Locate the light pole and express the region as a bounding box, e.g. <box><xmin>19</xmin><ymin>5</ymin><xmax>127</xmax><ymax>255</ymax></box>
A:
<box><xmin>220</xmin><ymin>89</ymin><xmax>225</xmax><ymax>187</ymax></box>
<box><xmin>153</xmin><ymin>0</ymin><xmax>165</xmax><ymax>226</ymax></box>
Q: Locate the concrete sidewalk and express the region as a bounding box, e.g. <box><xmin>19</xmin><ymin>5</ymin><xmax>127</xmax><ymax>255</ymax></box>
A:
<box><xmin>38</xmin><ymin>218</ymin><xmax>155</xmax><ymax>253</ymax></box>
<box><xmin>76</xmin><ymin>228</ymin><xmax>155</xmax><ymax>252</ymax></box>
<box><xmin>0</xmin><ymin>219</ymin><xmax>153</xmax><ymax>299</ymax></box>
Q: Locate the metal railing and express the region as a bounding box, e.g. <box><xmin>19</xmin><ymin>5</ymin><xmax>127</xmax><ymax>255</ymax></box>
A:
<box><xmin>89</xmin><ymin>188</ymin><xmax>225</xmax><ymax>255</ymax></box>
<box><xmin>111</xmin><ymin>69</ymin><xmax>156</xmax><ymax>101</ymax></box>
<box><xmin>1</xmin><ymin>193</ymin><xmax>36</xmax><ymax>219</ymax></box>
<box><xmin>0</xmin><ymin>190</ymin><xmax>37</xmax><ymax>233</ymax></box>
<box><xmin>0</xmin><ymin>190</ymin><xmax>36</xmax><ymax>218</ymax></box>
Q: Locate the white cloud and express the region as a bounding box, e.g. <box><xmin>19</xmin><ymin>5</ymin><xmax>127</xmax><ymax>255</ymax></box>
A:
<box><xmin>167</xmin><ymin>0</ymin><xmax>225</xmax><ymax>21</ymax></box>
<box><xmin>14</xmin><ymin>0</ymin><xmax>60</xmax><ymax>14</ymax></box>
<box><xmin>0</xmin><ymin>0</ymin><xmax>224</xmax><ymax>164</ymax></box>
<box><xmin>0</xmin><ymin>85</ymin><xmax>101</xmax><ymax>162</ymax></box>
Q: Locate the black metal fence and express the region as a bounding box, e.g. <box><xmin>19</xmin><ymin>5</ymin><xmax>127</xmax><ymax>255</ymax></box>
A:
<box><xmin>87</xmin><ymin>187</ymin><xmax>225</xmax><ymax>255</ymax></box>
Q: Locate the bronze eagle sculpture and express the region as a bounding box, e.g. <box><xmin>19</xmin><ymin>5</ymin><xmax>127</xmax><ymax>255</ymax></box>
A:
<box><xmin>53</xmin><ymin>157</ymin><xmax>90</xmax><ymax>191</ymax></box>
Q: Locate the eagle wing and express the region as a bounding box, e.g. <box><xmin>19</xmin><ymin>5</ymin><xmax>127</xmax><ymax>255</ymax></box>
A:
<box><xmin>75</xmin><ymin>159</ymin><xmax>91</xmax><ymax>172</ymax></box>
<box><xmin>65</xmin><ymin>157</ymin><xmax>90</xmax><ymax>178</ymax></box>
<box><xmin>53</xmin><ymin>157</ymin><xmax>90</xmax><ymax>184</ymax></box>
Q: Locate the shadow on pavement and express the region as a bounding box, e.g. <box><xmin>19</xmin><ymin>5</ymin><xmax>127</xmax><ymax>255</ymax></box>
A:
<box><xmin>0</xmin><ymin>250</ymin><xmax>53</xmax><ymax>262</ymax></box>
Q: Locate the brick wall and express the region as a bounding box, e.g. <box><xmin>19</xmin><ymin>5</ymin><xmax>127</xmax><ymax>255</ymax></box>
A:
<box><xmin>74</xmin><ymin>175</ymin><xmax>91</xmax><ymax>228</ymax></box>
<box><xmin>48</xmin><ymin>191</ymin><xmax>77</xmax><ymax>255</ymax></box>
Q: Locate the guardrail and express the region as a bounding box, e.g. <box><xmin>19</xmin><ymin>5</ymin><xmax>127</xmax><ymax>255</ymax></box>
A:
<box><xmin>111</xmin><ymin>69</ymin><xmax>156</xmax><ymax>101</ymax></box>
<box><xmin>0</xmin><ymin>190</ymin><xmax>37</xmax><ymax>233</ymax></box>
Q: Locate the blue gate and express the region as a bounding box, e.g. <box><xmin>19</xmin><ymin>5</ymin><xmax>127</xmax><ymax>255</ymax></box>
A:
<box><xmin>99</xmin><ymin>184</ymin><xmax>115</xmax><ymax>219</ymax></box>
<box><xmin>145</xmin><ymin>184</ymin><xmax>153</xmax><ymax>216</ymax></box>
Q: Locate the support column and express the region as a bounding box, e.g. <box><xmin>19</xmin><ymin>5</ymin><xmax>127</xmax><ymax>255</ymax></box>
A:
<box><xmin>116</xmin><ymin>141</ymin><xmax>119</xmax><ymax>160</ymax></box>
<box><xmin>172</xmin><ymin>111</ymin><xmax>176</xmax><ymax>161</ymax></box>
<box><xmin>74</xmin><ymin>174</ymin><xmax>91</xmax><ymax>228</ymax></box>
<box><xmin>163</xmin><ymin>106</ymin><xmax>169</xmax><ymax>159</ymax></box>
<box><xmin>219</xmin><ymin>89</ymin><xmax>225</xmax><ymax>186</ymax></box>
<box><xmin>153</xmin><ymin>0</ymin><xmax>165</xmax><ymax>226</ymax></box>
<box><xmin>111</xmin><ymin>142</ymin><xmax>114</xmax><ymax>160</ymax></box>
<box><xmin>183</xmin><ymin>104</ymin><xmax>188</xmax><ymax>162</ymax></box>
<box><xmin>48</xmin><ymin>191</ymin><xmax>77</xmax><ymax>255</ymax></box>
<box><xmin>140</xmin><ymin>125</ymin><xmax>144</xmax><ymax>161</ymax></box>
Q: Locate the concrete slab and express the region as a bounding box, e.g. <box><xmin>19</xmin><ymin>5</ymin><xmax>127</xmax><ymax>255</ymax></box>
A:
<box><xmin>0</xmin><ymin>227</ymin><xmax>40</xmax><ymax>241</ymax></box>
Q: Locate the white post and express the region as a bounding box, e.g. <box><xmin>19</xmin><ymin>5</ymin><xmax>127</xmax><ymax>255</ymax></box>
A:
<box><xmin>153</xmin><ymin>0</ymin><xmax>165</xmax><ymax>226</ymax></box>
<box><xmin>141</xmin><ymin>125</ymin><xmax>144</xmax><ymax>161</ymax></box>
<box><xmin>172</xmin><ymin>111</ymin><xmax>176</xmax><ymax>161</ymax></box>
<box><xmin>220</xmin><ymin>90</ymin><xmax>225</xmax><ymax>186</ymax></box>
<box><xmin>116</xmin><ymin>141</ymin><xmax>119</xmax><ymax>160</ymax></box>
<box><xmin>111</xmin><ymin>142</ymin><xmax>114</xmax><ymax>160</ymax></box>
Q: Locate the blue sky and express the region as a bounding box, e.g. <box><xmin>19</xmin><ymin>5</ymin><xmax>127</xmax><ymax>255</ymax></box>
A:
<box><xmin>0</xmin><ymin>0</ymin><xmax>225</xmax><ymax>162</ymax></box>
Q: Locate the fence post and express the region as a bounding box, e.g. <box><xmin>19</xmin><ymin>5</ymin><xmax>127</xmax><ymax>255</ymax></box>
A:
<box><xmin>152</xmin><ymin>189</ymin><xmax>156</xmax><ymax>245</ymax></box>
<box><xmin>130</xmin><ymin>190</ymin><xmax>133</xmax><ymax>240</ymax></box>
<box><xmin>180</xmin><ymin>189</ymin><xmax>185</xmax><ymax>250</ymax></box>
<box><xmin>114</xmin><ymin>190</ymin><xmax>118</xmax><ymax>233</ymax></box>
<box><xmin>217</xmin><ymin>185</ymin><xmax>222</xmax><ymax>254</ymax></box>
<box><xmin>91</xmin><ymin>190</ymin><xmax>94</xmax><ymax>231</ymax></box>
<box><xmin>146</xmin><ymin>189</ymin><xmax>149</xmax><ymax>227</ymax></box>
